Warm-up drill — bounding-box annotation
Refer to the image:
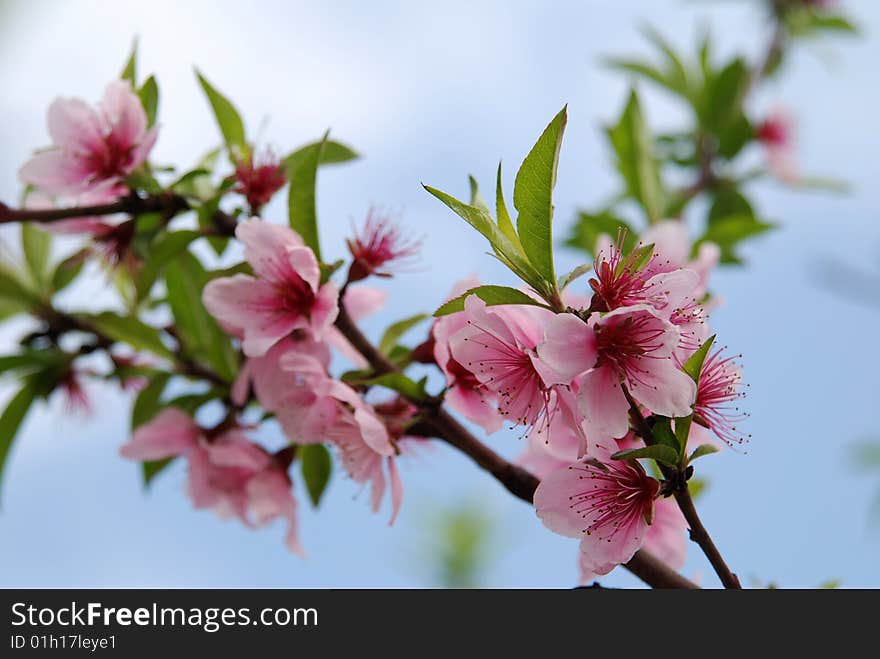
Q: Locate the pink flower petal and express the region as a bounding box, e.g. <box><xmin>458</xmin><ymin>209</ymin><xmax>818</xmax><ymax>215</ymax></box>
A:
<box><xmin>577</xmin><ymin>365</ymin><xmax>630</xmax><ymax>439</ymax></box>
<box><xmin>19</xmin><ymin>150</ymin><xmax>91</xmax><ymax>193</ymax></box>
<box><xmin>236</xmin><ymin>219</ymin><xmax>305</xmax><ymax>281</ymax></box>
<box><xmin>119</xmin><ymin>408</ymin><xmax>199</xmax><ymax>460</ymax></box>
<box><xmin>101</xmin><ymin>80</ymin><xmax>147</xmax><ymax>153</ymax></box>
<box><xmin>46</xmin><ymin>97</ymin><xmax>104</xmax><ymax>154</ymax></box>
<box><xmin>536</xmin><ymin>313</ymin><xmax>597</xmax><ymax>385</ymax></box>
<box><xmin>627</xmin><ymin>358</ymin><xmax>696</xmax><ymax>419</ymax></box>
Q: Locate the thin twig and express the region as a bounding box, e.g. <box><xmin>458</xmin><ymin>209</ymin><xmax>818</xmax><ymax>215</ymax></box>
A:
<box><xmin>622</xmin><ymin>384</ymin><xmax>741</xmax><ymax>589</ymax></box>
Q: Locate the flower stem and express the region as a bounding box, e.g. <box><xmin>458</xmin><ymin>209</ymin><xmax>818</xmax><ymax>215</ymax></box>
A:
<box><xmin>622</xmin><ymin>384</ymin><xmax>741</xmax><ymax>589</ymax></box>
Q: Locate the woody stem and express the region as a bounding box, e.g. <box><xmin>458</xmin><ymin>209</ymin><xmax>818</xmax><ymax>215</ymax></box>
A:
<box><xmin>622</xmin><ymin>384</ymin><xmax>741</xmax><ymax>589</ymax></box>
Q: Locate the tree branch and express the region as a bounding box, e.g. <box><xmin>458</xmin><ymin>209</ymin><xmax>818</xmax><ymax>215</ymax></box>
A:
<box><xmin>622</xmin><ymin>384</ymin><xmax>741</xmax><ymax>589</ymax></box>
<box><xmin>334</xmin><ymin>300</ymin><xmax>699</xmax><ymax>589</ymax></box>
<box><xmin>0</xmin><ymin>192</ymin><xmax>237</xmax><ymax>236</ymax></box>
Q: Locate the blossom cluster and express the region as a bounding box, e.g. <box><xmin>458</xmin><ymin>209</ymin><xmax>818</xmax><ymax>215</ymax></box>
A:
<box><xmin>432</xmin><ymin>222</ymin><xmax>748</xmax><ymax>578</ymax></box>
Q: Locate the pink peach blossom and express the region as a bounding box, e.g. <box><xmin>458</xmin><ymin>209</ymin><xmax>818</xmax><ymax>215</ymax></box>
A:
<box><xmin>693</xmin><ymin>348</ymin><xmax>749</xmax><ymax>449</ymax></box>
<box><xmin>233</xmin><ymin>148</ymin><xmax>286</xmax><ymax>212</ymax></box>
<box><xmin>538</xmin><ymin>305</ymin><xmax>696</xmax><ymax>439</ymax></box>
<box><xmin>432</xmin><ymin>277</ymin><xmax>504</xmax><ymax>435</ymax></box>
<box><xmin>641</xmin><ymin>221</ymin><xmax>720</xmax><ymax>298</ymax></box>
<box><xmin>326</xmin><ymin>396</ymin><xmax>424</xmax><ymax>525</ymax></box>
<box><xmin>20</xmin><ymin>80</ymin><xmax>157</xmax><ymax>196</ymax></box>
<box><xmin>119</xmin><ymin>408</ymin><xmax>201</xmax><ymax>461</ymax></box>
<box><xmin>187</xmin><ymin>429</ymin><xmax>303</xmax><ymax>555</ymax></box>
<box><xmin>587</xmin><ymin>237</ymin><xmax>699</xmax><ymax>319</ymax></box>
<box><xmin>579</xmin><ymin>496</ymin><xmax>686</xmax><ymax>584</ymax></box>
<box><xmin>449</xmin><ymin>295</ymin><xmax>576</xmax><ymax>437</ymax></box>
<box><xmin>278</xmin><ymin>350</ymin><xmax>393</xmax><ymax>455</ymax></box>
<box><xmin>534</xmin><ymin>437</ymin><xmax>662</xmax><ymax>576</ymax></box>
<box><xmin>203</xmin><ymin>219</ymin><xmax>339</xmax><ymax>356</ymax></box>
<box><xmin>346</xmin><ymin>209</ymin><xmax>421</xmax><ymax>281</ymax></box>
<box><xmin>756</xmin><ymin>108</ymin><xmax>798</xmax><ymax>183</ymax></box>
<box><xmin>231</xmin><ymin>333</ymin><xmax>331</xmax><ymax>411</ymax></box>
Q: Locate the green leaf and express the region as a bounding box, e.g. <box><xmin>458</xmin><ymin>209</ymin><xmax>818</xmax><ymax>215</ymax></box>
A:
<box><xmin>604</xmin><ymin>25</ymin><xmax>690</xmax><ymax>100</ymax></box>
<box><xmin>319</xmin><ymin>259</ymin><xmax>344</xmax><ymax>285</ymax></box>
<box><xmin>717</xmin><ymin>114</ymin><xmax>753</xmax><ymax>161</ymax></box>
<box><xmin>423</xmin><ymin>185</ymin><xmax>545</xmax><ymax>295</ymax></box>
<box><xmin>0</xmin><ymin>382</ymin><xmax>38</xmax><ymax>504</ymax></box>
<box><xmin>513</xmin><ymin>106</ymin><xmax>567</xmax><ymax>285</ymax></box>
<box><xmin>300</xmin><ymin>444</ymin><xmax>332</xmax><ymax>507</ymax></box>
<box><xmin>495</xmin><ymin>163</ymin><xmax>521</xmax><ymax>252</ymax></box>
<box><xmin>166</xmin><ymin>391</ymin><xmax>222</xmax><ymax>415</ymax></box>
<box><xmin>131</xmin><ymin>373</ymin><xmax>171</xmax><ymax>430</ymax></box>
<box><xmin>707</xmin><ymin>187</ymin><xmax>753</xmax><ymax>225</ymax></box>
<box><xmin>284</xmin><ymin>139</ymin><xmax>359</xmax><ymax>172</ymax></box>
<box><xmin>0</xmin><ymin>350</ymin><xmax>68</xmax><ymax>378</ymax></box>
<box><xmin>21</xmin><ymin>223</ymin><xmax>52</xmax><ymax>290</ymax></box>
<box><xmin>171</xmin><ymin>169</ymin><xmax>214</xmax><ymax>201</ymax></box>
<box><xmin>683</xmin><ymin>335</ymin><xmax>716</xmax><ymax>383</ymax></box>
<box><xmin>688</xmin><ymin>477</ymin><xmax>707</xmax><ymax>499</ymax></box>
<box><xmin>698</xmin><ymin>215</ymin><xmax>775</xmax><ymax>264</ymax></box>
<box><xmin>143</xmin><ymin>457</ymin><xmax>175</xmax><ymax>489</ymax></box>
<box><xmin>120</xmin><ymin>39</ymin><xmax>138</xmax><ymax>84</ymax></box>
<box><xmin>607</xmin><ymin>90</ymin><xmax>664</xmax><ymax>223</ymax></box>
<box><xmin>688</xmin><ymin>443</ymin><xmax>719</xmax><ymax>463</ymax></box>
<box><xmin>810</xmin><ymin>15</ymin><xmax>857</xmax><ymax>34</ymax></box>
<box><xmin>164</xmin><ymin>253</ymin><xmax>238</xmax><ymax>381</ymax></box>
<box><xmin>50</xmin><ymin>249</ymin><xmax>88</xmax><ymax>294</ymax></box>
<box><xmin>362</xmin><ymin>373</ymin><xmax>429</xmax><ymax>402</ymax></box>
<box><xmin>651</xmin><ymin>416</ymin><xmax>682</xmax><ymax>456</ymax></box>
<box><xmin>197</xmin><ymin>196</ymin><xmax>230</xmax><ymax>256</ymax></box>
<box><xmin>379</xmin><ymin>314</ymin><xmax>428</xmax><ymax>356</ymax></box>
<box><xmin>641</xmin><ymin>25</ymin><xmax>690</xmax><ymax>97</ymax></box>
<box><xmin>558</xmin><ymin>264</ymin><xmax>593</xmax><ymax>291</ymax></box>
<box><xmin>135</xmin><ymin>230</ymin><xmax>202</xmax><ymax>301</ymax></box>
<box><xmin>195</xmin><ymin>70</ymin><xmax>247</xmax><ymax>154</ymax></box>
<box><xmin>622</xmin><ymin>242</ymin><xmax>656</xmax><ymax>274</ymax></box>
<box><xmin>675</xmin><ymin>335</ymin><xmax>716</xmax><ymax>450</ymax></box>
<box><xmin>611</xmin><ymin>444</ymin><xmax>679</xmax><ymax>467</ymax></box>
<box><xmin>79</xmin><ymin>312</ymin><xmax>174</xmax><ymax>360</ymax></box>
<box><xmin>702</xmin><ymin>58</ymin><xmax>749</xmax><ymax>134</ymax></box>
<box><xmin>138</xmin><ymin>75</ymin><xmax>159</xmax><ymax>127</ymax></box>
<box><xmin>286</xmin><ymin>133</ymin><xmax>328</xmax><ymax>260</ymax></box>
<box><xmin>468</xmin><ymin>175</ymin><xmax>490</xmax><ymax>213</ymax></box>
<box><xmin>565</xmin><ymin>209</ymin><xmax>636</xmax><ymax>258</ymax></box>
<box><xmin>604</xmin><ymin>58</ymin><xmax>673</xmax><ymax>94</ymax></box>
<box><xmin>434</xmin><ymin>285</ymin><xmax>552</xmax><ymax>317</ymax></box>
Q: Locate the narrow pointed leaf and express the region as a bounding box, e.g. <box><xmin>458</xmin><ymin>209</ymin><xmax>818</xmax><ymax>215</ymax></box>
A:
<box><xmin>286</xmin><ymin>132</ymin><xmax>328</xmax><ymax>259</ymax></box>
<box><xmin>195</xmin><ymin>70</ymin><xmax>247</xmax><ymax>153</ymax></box>
<box><xmin>0</xmin><ymin>382</ymin><xmax>38</xmax><ymax>504</ymax></box>
<box><xmin>301</xmin><ymin>444</ymin><xmax>333</xmax><ymax>507</ymax></box>
<box><xmin>688</xmin><ymin>443</ymin><xmax>719</xmax><ymax>463</ymax></box>
<box><xmin>611</xmin><ymin>444</ymin><xmax>679</xmax><ymax>467</ymax></box>
<box><xmin>138</xmin><ymin>75</ymin><xmax>159</xmax><ymax>127</ymax></box>
<box><xmin>434</xmin><ymin>285</ymin><xmax>551</xmax><ymax>317</ymax></box>
<box><xmin>513</xmin><ymin>106</ymin><xmax>567</xmax><ymax>284</ymax></box>
<box><xmin>379</xmin><ymin>314</ymin><xmax>428</xmax><ymax>356</ymax></box>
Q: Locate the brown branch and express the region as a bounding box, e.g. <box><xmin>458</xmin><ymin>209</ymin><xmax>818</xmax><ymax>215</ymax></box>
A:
<box><xmin>334</xmin><ymin>299</ymin><xmax>698</xmax><ymax>589</ymax></box>
<box><xmin>43</xmin><ymin>307</ymin><xmax>230</xmax><ymax>389</ymax></box>
<box><xmin>0</xmin><ymin>192</ymin><xmax>238</xmax><ymax>236</ymax></box>
<box><xmin>672</xmin><ymin>484</ymin><xmax>741</xmax><ymax>589</ymax></box>
<box><xmin>622</xmin><ymin>384</ymin><xmax>741</xmax><ymax>589</ymax></box>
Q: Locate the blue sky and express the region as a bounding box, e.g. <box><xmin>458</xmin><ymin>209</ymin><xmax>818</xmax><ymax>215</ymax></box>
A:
<box><xmin>0</xmin><ymin>0</ymin><xmax>878</xmax><ymax>588</ymax></box>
